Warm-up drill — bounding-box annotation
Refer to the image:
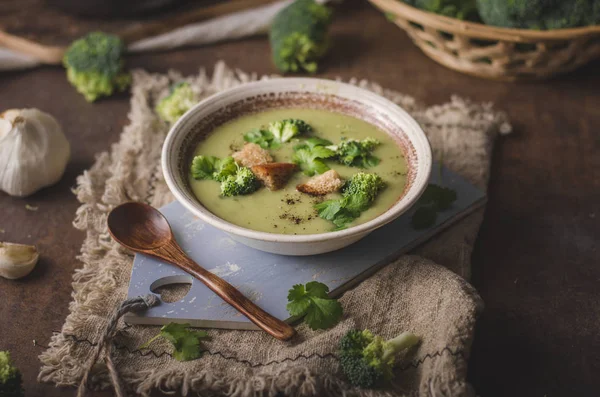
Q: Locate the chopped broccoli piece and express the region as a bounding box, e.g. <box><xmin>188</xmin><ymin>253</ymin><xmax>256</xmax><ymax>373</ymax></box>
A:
<box><xmin>269</xmin><ymin>0</ymin><xmax>333</xmax><ymax>73</ymax></box>
<box><xmin>315</xmin><ymin>172</ymin><xmax>386</xmax><ymax>230</ymax></box>
<box><xmin>343</xmin><ymin>172</ymin><xmax>386</xmax><ymax>205</ymax></box>
<box><xmin>0</xmin><ymin>351</ymin><xmax>24</xmax><ymax>397</ymax></box>
<box><xmin>156</xmin><ymin>82</ymin><xmax>198</xmax><ymax>124</ymax></box>
<box><xmin>283</xmin><ymin>119</ymin><xmax>313</xmax><ymax>134</ymax></box>
<box><xmin>331</xmin><ymin>137</ymin><xmax>381</xmax><ymax>168</ymax></box>
<box><xmin>191</xmin><ymin>154</ymin><xmax>259</xmax><ymax>197</ymax></box>
<box><xmin>63</xmin><ymin>32</ymin><xmax>131</xmax><ymax>102</ymax></box>
<box><xmin>339</xmin><ymin>329</ymin><xmax>420</xmax><ymax>388</ymax></box>
<box><xmin>268</xmin><ymin>119</ymin><xmax>312</xmax><ymax>143</ymax></box>
<box><xmin>220</xmin><ymin>167</ymin><xmax>259</xmax><ymax>197</ymax></box>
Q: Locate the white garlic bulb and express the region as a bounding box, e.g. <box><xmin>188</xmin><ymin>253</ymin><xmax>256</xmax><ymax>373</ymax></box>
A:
<box><xmin>0</xmin><ymin>108</ymin><xmax>70</xmax><ymax>197</ymax></box>
<box><xmin>0</xmin><ymin>242</ymin><xmax>39</xmax><ymax>279</ymax></box>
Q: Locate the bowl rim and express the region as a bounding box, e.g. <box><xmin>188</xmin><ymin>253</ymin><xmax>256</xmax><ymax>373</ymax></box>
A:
<box><xmin>161</xmin><ymin>77</ymin><xmax>432</xmax><ymax>243</ymax></box>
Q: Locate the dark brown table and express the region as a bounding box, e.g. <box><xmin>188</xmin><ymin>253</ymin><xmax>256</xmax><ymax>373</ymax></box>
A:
<box><xmin>1</xmin><ymin>2</ymin><xmax>598</xmax><ymax>396</ymax></box>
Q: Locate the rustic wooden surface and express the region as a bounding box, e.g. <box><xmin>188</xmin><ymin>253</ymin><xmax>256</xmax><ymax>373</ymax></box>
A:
<box><xmin>0</xmin><ymin>1</ymin><xmax>599</xmax><ymax>396</ymax></box>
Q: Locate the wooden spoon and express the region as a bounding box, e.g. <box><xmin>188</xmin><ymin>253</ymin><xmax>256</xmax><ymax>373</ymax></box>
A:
<box><xmin>107</xmin><ymin>201</ymin><xmax>296</xmax><ymax>341</ymax></box>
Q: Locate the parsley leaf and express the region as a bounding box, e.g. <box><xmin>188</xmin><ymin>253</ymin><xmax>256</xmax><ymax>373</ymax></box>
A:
<box><xmin>191</xmin><ymin>155</ymin><xmax>238</xmax><ymax>182</ymax></box>
<box><xmin>292</xmin><ymin>139</ymin><xmax>336</xmax><ymax>176</ymax></box>
<box><xmin>190</xmin><ymin>155</ymin><xmax>219</xmax><ymax>180</ymax></box>
<box><xmin>212</xmin><ymin>156</ymin><xmax>238</xmax><ymax>181</ymax></box>
<box><xmin>243</xmin><ymin>129</ymin><xmax>279</xmax><ymax>149</ymax></box>
<box><xmin>140</xmin><ymin>322</ymin><xmax>210</xmax><ymax>362</ymax></box>
<box><xmin>315</xmin><ymin>199</ymin><xmax>343</xmax><ymax>220</ymax></box>
<box><xmin>410</xmin><ymin>183</ymin><xmax>458</xmax><ymax>230</ymax></box>
<box><xmin>286</xmin><ymin>281</ymin><xmax>343</xmax><ymax>330</ymax></box>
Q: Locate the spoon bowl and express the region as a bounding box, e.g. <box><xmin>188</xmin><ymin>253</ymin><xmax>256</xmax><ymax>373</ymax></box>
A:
<box><xmin>107</xmin><ymin>202</ymin><xmax>172</xmax><ymax>251</ymax></box>
<box><xmin>107</xmin><ymin>201</ymin><xmax>296</xmax><ymax>341</ymax></box>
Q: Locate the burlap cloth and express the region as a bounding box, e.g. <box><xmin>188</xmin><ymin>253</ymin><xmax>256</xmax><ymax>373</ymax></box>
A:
<box><xmin>38</xmin><ymin>62</ymin><xmax>511</xmax><ymax>397</ymax></box>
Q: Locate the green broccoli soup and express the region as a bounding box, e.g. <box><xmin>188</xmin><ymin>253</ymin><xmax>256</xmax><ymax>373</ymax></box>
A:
<box><xmin>188</xmin><ymin>108</ymin><xmax>408</xmax><ymax>234</ymax></box>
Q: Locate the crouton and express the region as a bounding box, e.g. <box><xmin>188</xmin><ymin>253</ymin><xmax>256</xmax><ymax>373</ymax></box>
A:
<box><xmin>297</xmin><ymin>170</ymin><xmax>344</xmax><ymax>196</ymax></box>
<box><xmin>251</xmin><ymin>163</ymin><xmax>298</xmax><ymax>191</ymax></box>
<box><xmin>232</xmin><ymin>143</ymin><xmax>273</xmax><ymax>167</ymax></box>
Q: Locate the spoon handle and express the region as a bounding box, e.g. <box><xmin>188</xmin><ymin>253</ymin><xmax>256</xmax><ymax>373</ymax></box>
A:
<box><xmin>153</xmin><ymin>243</ymin><xmax>296</xmax><ymax>341</ymax></box>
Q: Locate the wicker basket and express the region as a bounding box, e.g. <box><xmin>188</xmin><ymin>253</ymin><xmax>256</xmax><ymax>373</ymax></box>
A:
<box><xmin>369</xmin><ymin>0</ymin><xmax>600</xmax><ymax>81</ymax></box>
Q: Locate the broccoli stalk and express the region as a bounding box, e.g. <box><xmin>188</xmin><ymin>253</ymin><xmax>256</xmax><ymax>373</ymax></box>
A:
<box><xmin>269</xmin><ymin>0</ymin><xmax>333</xmax><ymax>73</ymax></box>
<box><xmin>339</xmin><ymin>329</ymin><xmax>420</xmax><ymax>388</ymax></box>
<box><xmin>0</xmin><ymin>351</ymin><xmax>24</xmax><ymax>397</ymax></box>
<box><xmin>63</xmin><ymin>32</ymin><xmax>131</xmax><ymax>102</ymax></box>
<box><xmin>155</xmin><ymin>82</ymin><xmax>199</xmax><ymax>124</ymax></box>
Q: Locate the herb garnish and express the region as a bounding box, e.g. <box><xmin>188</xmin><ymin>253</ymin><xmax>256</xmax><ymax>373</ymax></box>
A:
<box><xmin>315</xmin><ymin>173</ymin><xmax>385</xmax><ymax>230</ymax></box>
<box><xmin>243</xmin><ymin>119</ymin><xmax>313</xmax><ymax>148</ymax></box>
<box><xmin>410</xmin><ymin>184</ymin><xmax>457</xmax><ymax>229</ymax></box>
<box><xmin>292</xmin><ymin>137</ymin><xmax>336</xmax><ymax>176</ymax></box>
<box><xmin>286</xmin><ymin>281</ymin><xmax>343</xmax><ymax>330</ymax></box>
<box><xmin>140</xmin><ymin>322</ymin><xmax>210</xmax><ymax>361</ymax></box>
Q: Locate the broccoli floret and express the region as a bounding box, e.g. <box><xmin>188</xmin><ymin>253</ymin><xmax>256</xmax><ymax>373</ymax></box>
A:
<box><xmin>343</xmin><ymin>172</ymin><xmax>385</xmax><ymax>204</ymax></box>
<box><xmin>269</xmin><ymin>0</ymin><xmax>333</xmax><ymax>73</ymax></box>
<box><xmin>268</xmin><ymin>119</ymin><xmax>313</xmax><ymax>143</ymax></box>
<box><xmin>331</xmin><ymin>138</ymin><xmax>381</xmax><ymax>168</ymax></box>
<box><xmin>339</xmin><ymin>329</ymin><xmax>420</xmax><ymax>388</ymax></box>
<box><xmin>220</xmin><ymin>167</ymin><xmax>259</xmax><ymax>197</ymax></box>
<box><xmin>476</xmin><ymin>0</ymin><xmax>600</xmax><ymax>29</ymax></box>
<box><xmin>63</xmin><ymin>32</ymin><xmax>131</xmax><ymax>102</ymax></box>
<box><xmin>0</xmin><ymin>351</ymin><xmax>24</xmax><ymax>397</ymax></box>
<box><xmin>315</xmin><ymin>172</ymin><xmax>386</xmax><ymax>230</ymax></box>
<box><xmin>156</xmin><ymin>82</ymin><xmax>198</xmax><ymax>124</ymax></box>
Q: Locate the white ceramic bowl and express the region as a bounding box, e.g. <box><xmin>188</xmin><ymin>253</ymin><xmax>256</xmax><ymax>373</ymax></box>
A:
<box><xmin>162</xmin><ymin>78</ymin><xmax>432</xmax><ymax>256</ymax></box>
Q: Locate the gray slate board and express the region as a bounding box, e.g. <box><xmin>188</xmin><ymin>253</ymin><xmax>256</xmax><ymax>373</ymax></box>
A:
<box><xmin>125</xmin><ymin>165</ymin><xmax>485</xmax><ymax>329</ymax></box>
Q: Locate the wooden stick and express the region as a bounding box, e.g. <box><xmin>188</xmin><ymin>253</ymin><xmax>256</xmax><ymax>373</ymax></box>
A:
<box><xmin>0</xmin><ymin>30</ymin><xmax>65</xmax><ymax>65</ymax></box>
<box><xmin>0</xmin><ymin>0</ymin><xmax>278</xmax><ymax>64</ymax></box>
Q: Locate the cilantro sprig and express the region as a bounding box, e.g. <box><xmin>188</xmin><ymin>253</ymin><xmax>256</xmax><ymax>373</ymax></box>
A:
<box><xmin>292</xmin><ymin>137</ymin><xmax>336</xmax><ymax>176</ymax></box>
<box><xmin>243</xmin><ymin>129</ymin><xmax>279</xmax><ymax>149</ymax></box>
<box><xmin>190</xmin><ymin>155</ymin><xmax>237</xmax><ymax>181</ymax></box>
<box><xmin>286</xmin><ymin>281</ymin><xmax>343</xmax><ymax>330</ymax></box>
<box><xmin>410</xmin><ymin>184</ymin><xmax>457</xmax><ymax>229</ymax></box>
<box><xmin>140</xmin><ymin>322</ymin><xmax>210</xmax><ymax>361</ymax></box>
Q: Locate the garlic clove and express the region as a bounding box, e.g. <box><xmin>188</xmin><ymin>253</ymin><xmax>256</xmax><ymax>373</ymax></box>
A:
<box><xmin>0</xmin><ymin>242</ymin><xmax>39</xmax><ymax>279</ymax></box>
